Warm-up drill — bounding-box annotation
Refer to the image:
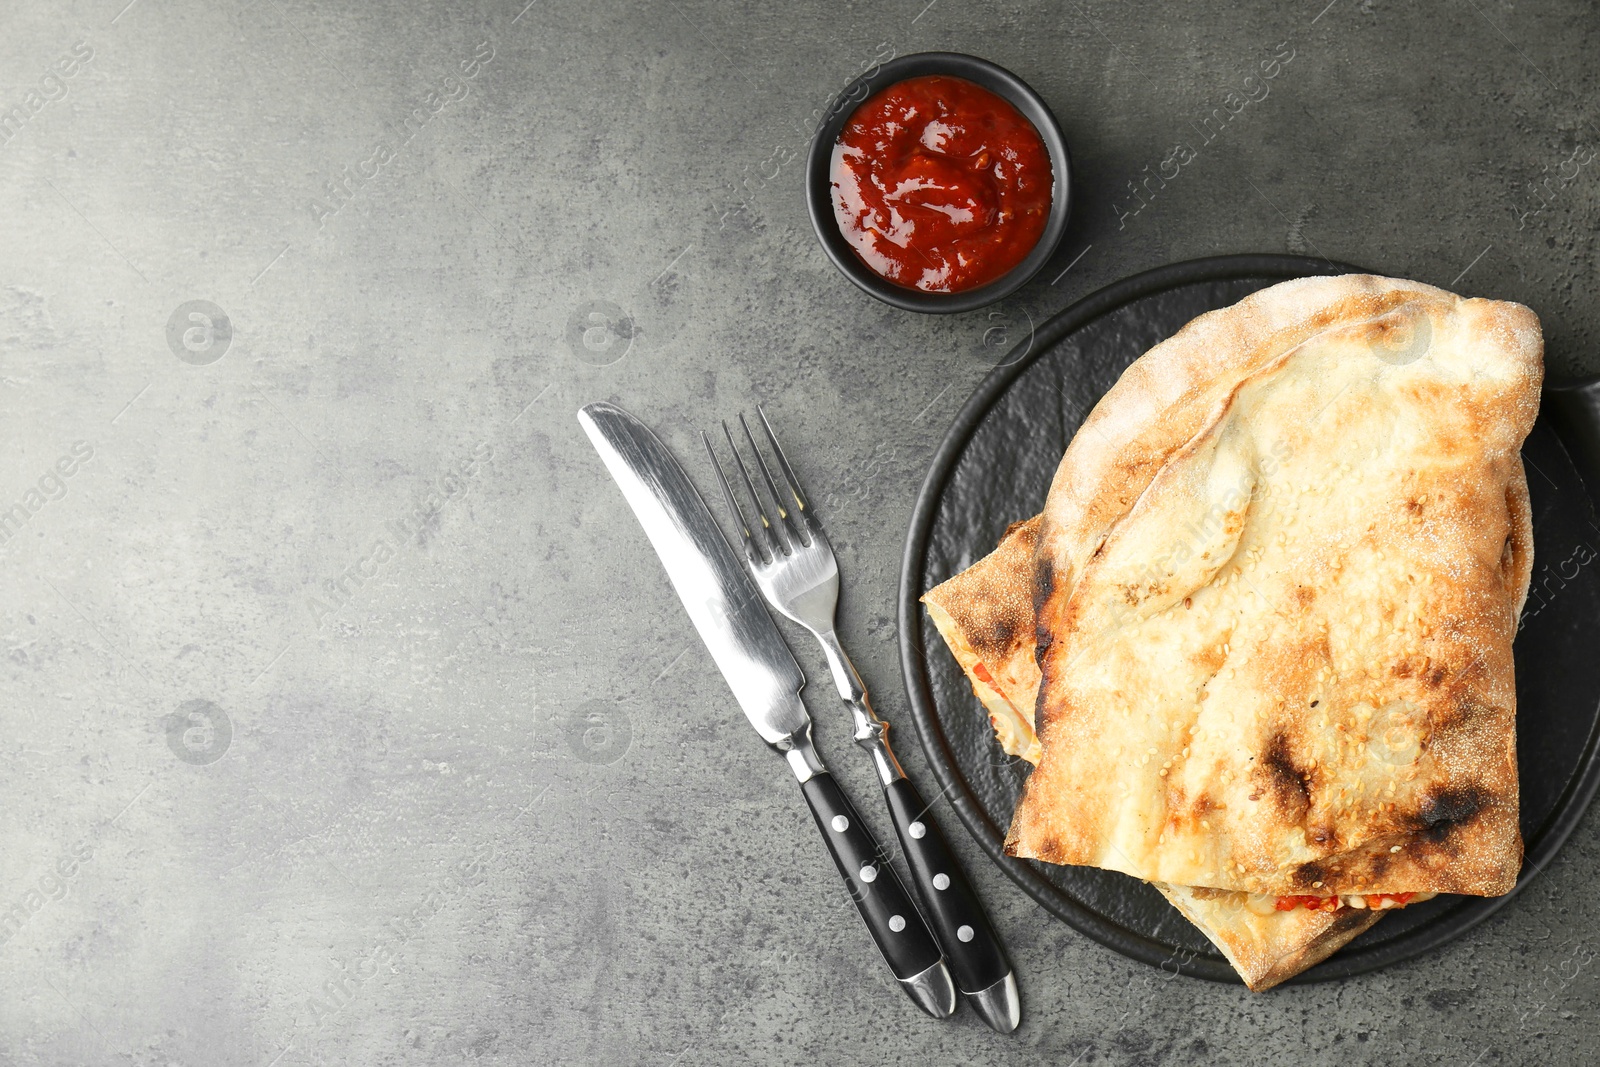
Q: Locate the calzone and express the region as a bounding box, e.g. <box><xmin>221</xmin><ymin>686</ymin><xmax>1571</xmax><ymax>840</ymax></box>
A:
<box><xmin>1010</xmin><ymin>275</ymin><xmax>1540</xmax><ymax>898</ymax></box>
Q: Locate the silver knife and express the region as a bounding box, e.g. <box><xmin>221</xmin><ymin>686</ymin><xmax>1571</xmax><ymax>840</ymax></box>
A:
<box><xmin>579</xmin><ymin>401</ymin><xmax>956</xmax><ymax>1019</ymax></box>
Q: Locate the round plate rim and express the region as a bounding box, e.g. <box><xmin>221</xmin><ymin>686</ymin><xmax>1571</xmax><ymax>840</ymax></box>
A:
<box><xmin>896</xmin><ymin>253</ymin><xmax>1600</xmax><ymax>984</ymax></box>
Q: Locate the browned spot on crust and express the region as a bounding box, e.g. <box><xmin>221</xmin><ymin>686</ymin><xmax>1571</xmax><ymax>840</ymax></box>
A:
<box><xmin>1192</xmin><ymin>644</ymin><xmax>1227</xmax><ymax>675</ymax></box>
<box><xmin>988</xmin><ymin>613</ymin><xmax>1019</xmax><ymax>655</ymax></box>
<box><xmin>1408</xmin><ymin>785</ymin><xmax>1490</xmax><ymax>844</ymax></box>
<box><xmin>1011</xmin><ymin>835</ymin><xmax>1067</xmax><ymax>865</ymax></box>
<box><xmin>1367</xmin><ymin>849</ymin><xmax>1392</xmax><ymax>880</ymax></box>
<box><xmin>1325</xmin><ymin>905</ymin><xmax>1376</xmax><ymax>940</ymax></box>
<box><xmin>1259</xmin><ymin>732</ymin><xmax>1313</xmax><ymax>822</ymax></box>
<box><xmin>1291</xmin><ymin>859</ymin><xmax>1330</xmax><ymax>890</ymax></box>
<box><xmin>1032</xmin><ymin>553</ymin><xmax>1055</xmax><ymax>605</ymax></box>
<box><xmin>1031</xmin><ymin>555</ymin><xmax>1056</xmax><ymax>653</ymax></box>
<box><xmin>1431</xmin><ymin>691</ymin><xmax>1492</xmax><ymax>736</ymax></box>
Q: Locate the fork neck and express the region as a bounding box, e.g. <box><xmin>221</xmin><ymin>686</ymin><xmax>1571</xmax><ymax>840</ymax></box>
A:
<box><xmin>816</xmin><ymin>628</ymin><xmax>868</xmax><ymax>705</ymax></box>
<box><xmin>816</xmin><ymin>628</ymin><xmax>906</xmax><ymax>787</ymax></box>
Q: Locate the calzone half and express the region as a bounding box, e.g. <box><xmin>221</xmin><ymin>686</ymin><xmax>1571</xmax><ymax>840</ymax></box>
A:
<box><xmin>1011</xmin><ymin>274</ymin><xmax>1541</xmax><ymax>898</ymax></box>
<box><xmin>925</xmin><ymin>516</ymin><xmax>1386</xmax><ymax>991</ymax></box>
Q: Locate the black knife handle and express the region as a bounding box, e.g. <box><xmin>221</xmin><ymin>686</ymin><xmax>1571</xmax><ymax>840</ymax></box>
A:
<box><xmin>883</xmin><ymin>776</ymin><xmax>1010</xmax><ymax>994</ymax></box>
<box><xmin>799</xmin><ymin>772</ymin><xmax>943</xmax><ymax>981</ymax></box>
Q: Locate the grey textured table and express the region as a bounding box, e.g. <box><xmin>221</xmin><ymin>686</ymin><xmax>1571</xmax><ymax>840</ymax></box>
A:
<box><xmin>2</xmin><ymin>1</ymin><xmax>1598</xmax><ymax>1064</ymax></box>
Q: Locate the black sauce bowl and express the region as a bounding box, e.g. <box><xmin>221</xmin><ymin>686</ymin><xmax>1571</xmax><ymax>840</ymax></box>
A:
<box><xmin>804</xmin><ymin>51</ymin><xmax>1073</xmax><ymax>314</ymax></box>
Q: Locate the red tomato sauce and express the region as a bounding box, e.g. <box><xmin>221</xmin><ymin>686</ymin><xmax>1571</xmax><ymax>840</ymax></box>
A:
<box><xmin>1274</xmin><ymin>892</ymin><xmax>1417</xmax><ymax>912</ymax></box>
<box><xmin>829</xmin><ymin>75</ymin><xmax>1053</xmax><ymax>294</ymax></box>
<box><xmin>1274</xmin><ymin>895</ymin><xmax>1344</xmax><ymax>913</ymax></box>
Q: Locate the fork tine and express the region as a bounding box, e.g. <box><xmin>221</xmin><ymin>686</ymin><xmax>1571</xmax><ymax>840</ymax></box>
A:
<box><xmin>723</xmin><ymin>420</ymin><xmax>786</xmax><ymax>555</ymax></box>
<box><xmin>703</xmin><ymin>432</ymin><xmax>763</xmax><ymax>566</ymax></box>
<box><xmin>739</xmin><ymin>413</ymin><xmax>805</xmax><ymax>549</ymax></box>
<box><xmin>754</xmin><ymin>405</ymin><xmax>814</xmax><ymax>529</ymax></box>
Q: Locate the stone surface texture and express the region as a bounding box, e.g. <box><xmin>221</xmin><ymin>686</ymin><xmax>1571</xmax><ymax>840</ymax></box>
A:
<box><xmin>1</xmin><ymin>0</ymin><xmax>1598</xmax><ymax>1064</ymax></box>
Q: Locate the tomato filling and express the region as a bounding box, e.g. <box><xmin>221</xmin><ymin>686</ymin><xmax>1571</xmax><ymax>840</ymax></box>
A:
<box><xmin>1274</xmin><ymin>894</ymin><xmax>1343</xmax><ymax>913</ymax></box>
<box><xmin>1273</xmin><ymin>892</ymin><xmax>1417</xmax><ymax>912</ymax></box>
<box><xmin>971</xmin><ymin>661</ymin><xmax>996</xmax><ymax>686</ymax></box>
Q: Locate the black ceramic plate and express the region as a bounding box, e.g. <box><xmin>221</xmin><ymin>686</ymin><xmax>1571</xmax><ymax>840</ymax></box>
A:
<box><xmin>898</xmin><ymin>254</ymin><xmax>1600</xmax><ymax>984</ymax></box>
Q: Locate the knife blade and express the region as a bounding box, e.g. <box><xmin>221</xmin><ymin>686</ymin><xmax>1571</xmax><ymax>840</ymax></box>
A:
<box><xmin>578</xmin><ymin>402</ymin><xmax>806</xmax><ymax>747</ymax></box>
<box><xmin>578</xmin><ymin>401</ymin><xmax>956</xmax><ymax>1019</ymax></box>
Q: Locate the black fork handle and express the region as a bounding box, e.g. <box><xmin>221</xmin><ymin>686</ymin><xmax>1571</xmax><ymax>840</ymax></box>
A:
<box><xmin>880</xmin><ymin>772</ymin><xmax>1012</xmax><ymax>996</ymax></box>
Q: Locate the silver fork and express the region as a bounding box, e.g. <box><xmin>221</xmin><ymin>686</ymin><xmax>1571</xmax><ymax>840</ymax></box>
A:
<box><xmin>705</xmin><ymin>409</ymin><xmax>1020</xmax><ymax>1033</ymax></box>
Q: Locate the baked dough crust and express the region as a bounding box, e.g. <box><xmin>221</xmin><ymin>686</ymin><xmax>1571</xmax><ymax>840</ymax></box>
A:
<box><xmin>1009</xmin><ymin>275</ymin><xmax>1540</xmax><ymax>897</ymax></box>
<box><xmin>923</xmin><ymin>516</ymin><xmax>1045</xmax><ymax>765</ymax></box>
